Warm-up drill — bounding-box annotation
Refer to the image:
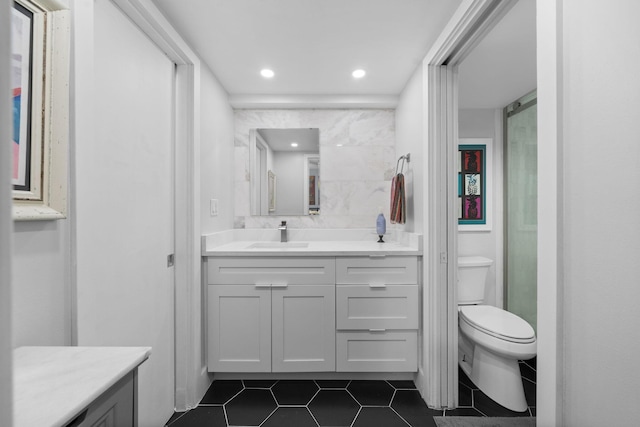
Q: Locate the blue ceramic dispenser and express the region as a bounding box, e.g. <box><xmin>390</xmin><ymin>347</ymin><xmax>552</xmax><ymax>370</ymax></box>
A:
<box><xmin>376</xmin><ymin>209</ymin><xmax>386</xmax><ymax>243</ymax></box>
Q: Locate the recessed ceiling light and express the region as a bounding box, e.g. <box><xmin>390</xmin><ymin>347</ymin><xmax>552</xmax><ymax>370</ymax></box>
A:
<box><xmin>290</xmin><ymin>142</ymin><xmax>298</xmax><ymax>147</ymax></box>
<box><xmin>352</xmin><ymin>69</ymin><xmax>366</xmax><ymax>79</ymax></box>
<box><xmin>260</xmin><ymin>69</ymin><xmax>275</xmax><ymax>78</ymax></box>
<box><xmin>336</xmin><ymin>144</ymin><xmax>343</xmax><ymax>147</ymax></box>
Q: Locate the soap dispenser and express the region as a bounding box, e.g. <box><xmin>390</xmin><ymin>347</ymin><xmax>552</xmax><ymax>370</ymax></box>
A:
<box><xmin>376</xmin><ymin>208</ymin><xmax>386</xmax><ymax>243</ymax></box>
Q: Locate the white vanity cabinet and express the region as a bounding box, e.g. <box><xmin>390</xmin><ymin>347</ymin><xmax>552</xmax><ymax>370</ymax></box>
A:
<box><xmin>335</xmin><ymin>256</ymin><xmax>419</xmax><ymax>372</ymax></box>
<box><xmin>207</xmin><ymin>257</ymin><xmax>336</xmax><ymax>372</ymax></box>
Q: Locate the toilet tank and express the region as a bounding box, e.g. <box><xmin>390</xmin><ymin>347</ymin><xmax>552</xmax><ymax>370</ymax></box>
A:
<box><xmin>457</xmin><ymin>256</ymin><xmax>493</xmax><ymax>305</ymax></box>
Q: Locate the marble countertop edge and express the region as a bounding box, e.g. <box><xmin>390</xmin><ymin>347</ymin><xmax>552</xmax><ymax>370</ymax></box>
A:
<box><xmin>13</xmin><ymin>346</ymin><xmax>151</xmax><ymax>427</ymax></box>
<box><xmin>201</xmin><ymin>229</ymin><xmax>423</xmax><ymax>256</ymax></box>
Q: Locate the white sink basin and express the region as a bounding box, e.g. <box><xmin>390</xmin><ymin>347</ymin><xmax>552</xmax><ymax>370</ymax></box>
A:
<box><xmin>247</xmin><ymin>242</ymin><xmax>309</xmax><ymax>249</ymax></box>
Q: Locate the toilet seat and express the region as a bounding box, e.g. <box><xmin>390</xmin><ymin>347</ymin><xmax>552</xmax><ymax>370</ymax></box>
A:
<box><xmin>459</xmin><ymin>305</ymin><xmax>535</xmax><ymax>344</ymax></box>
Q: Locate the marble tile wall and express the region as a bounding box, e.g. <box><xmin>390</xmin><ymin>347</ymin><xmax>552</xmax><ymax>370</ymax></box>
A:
<box><xmin>234</xmin><ymin>109</ymin><xmax>398</xmax><ymax>229</ymax></box>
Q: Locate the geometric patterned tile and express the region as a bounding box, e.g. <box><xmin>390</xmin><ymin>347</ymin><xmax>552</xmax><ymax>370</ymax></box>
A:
<box><xmin>522</xmin><ymin>377</ymin><xmax>537</xmax><ymax>407</ymax></box>
<box><xmin>309</xmin><ymin>389</ymin><xmax>360</xmax><ymax>426</ymax></box>
<box><xmin>348</xmin><ymin>380</ymin><xmax>395</xmax><ymax>406</ymax></box>
<box><xmin>166</xmin><ymin>360</ymin><xmax>536</xmax><ymax>426</ymax></box>
<box><xmin>261</xmin><ymin>407</ymin><xmax>317</xmax><ymax>427</ymax></box>
<box><xmin>315</xmin><ymin>379</ymin><xmax>351</xmax><ymax>389</ymax></box>
<box><xmin>387</xmin><ymin>380</ymin><xmax>417</xmax><ymax>389</ymax></box>
<box><xmin>272</xmin><ymin>380</ymin><xmax>319</xmax><ymax>405</ymax></box>
<box><xmin>166</xmin><ymin>406</ymin><xmax>226</xmax><ymax>426</ymax></box>
<box><xmin>391</xmin><ymin>390</ymin><xmax>442</xmax><ymax>427</ymax></box>
<box><xmin>225</xmin><ymin>389</ymin><xmax>277</xmax><ymax>426</ymax></box>
<box><xmin>244</xmin><ymin>379</ymin><xmax>277</xmax><ymax>389</ymax></box>
<box><xmin>519</xmin><ymin>361</ymin><xmax>537</xmax><ymax>383</ymax></box>
<box><xmin>458</xmin><ymin>381</ymin><xmax>474</xmax><ymax>407</ymax></box>
<box><xmin>200</xmin><ymin>380</ymin><xmax>243</xmax><ymax>405</ymax></box>
<box><xmin>352</xmin><ymin>407</ymin><xmax>410</xmax><ymax>427</ymax></box>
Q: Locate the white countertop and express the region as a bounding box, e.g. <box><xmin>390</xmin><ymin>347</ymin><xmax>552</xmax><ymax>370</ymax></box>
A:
<box><xmin>13</xmin><ymin>346</ymin><xmax>151</xmax><ymax>427</ymax></box>
<box><xmin>202</xmin><ymin>229</ymin><xmax>422</xmax><ymax>257</ymax></box>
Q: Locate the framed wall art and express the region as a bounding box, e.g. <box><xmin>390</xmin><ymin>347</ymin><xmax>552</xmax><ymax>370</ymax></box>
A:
<box><xmin>458</xmin><ymin>138</ymin><xmax>492</xmax><ymax>231</ymax></box>
<box><xmin>11</xmin><ymin>0</ymin><xmax>69</xmax><ymax>220</ymax></box>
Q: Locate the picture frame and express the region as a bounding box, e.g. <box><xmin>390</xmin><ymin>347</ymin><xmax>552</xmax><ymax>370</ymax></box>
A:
<box><xmin>458</xmin><ymin>138</ymin><xmax>492</xmax><ymax>231</ymax></box>
<box><xmin>11</xmin><ymin>0</ymin><xmax>69</xmax><ymax>221</ymax></box>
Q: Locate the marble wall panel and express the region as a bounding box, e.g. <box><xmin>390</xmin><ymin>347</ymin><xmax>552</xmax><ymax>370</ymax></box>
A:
<box><xmin>234</xmin><ymin>109</ymin><xmax>397</xmax><ymax>229</ymax></box>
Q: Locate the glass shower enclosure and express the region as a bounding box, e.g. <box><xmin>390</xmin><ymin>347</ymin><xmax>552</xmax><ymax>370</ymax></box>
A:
<box><xmin>505</xmin><ymin>90</ymin><xmax>537</xmax><ymax>332</ymax></box>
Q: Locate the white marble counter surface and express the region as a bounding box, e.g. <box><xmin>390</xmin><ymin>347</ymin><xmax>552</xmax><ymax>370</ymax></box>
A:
<box><xmin>13</xmin><ymin>346</ymin><xmax>151</xmax><ymax>427</ymax></box>
<box><xmin>202</xmin><ymin>229</ymin><xmax>422</xmax><ymax>257</ymax></box>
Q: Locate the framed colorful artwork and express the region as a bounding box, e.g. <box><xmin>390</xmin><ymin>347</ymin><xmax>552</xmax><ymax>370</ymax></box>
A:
<box><xmin>458</xmin><ymin>138</ymin><xmax>492</xmax><ymax>231</ymax></box>
<box><xmin>12</xmin><ymin>2</ymin><xmax>33</xmax><ymax>192</ymax></box>
<box><xmin>11</xmin><ymin>0</ymin><xmax>69</xmax><ymax>220</ymax></box>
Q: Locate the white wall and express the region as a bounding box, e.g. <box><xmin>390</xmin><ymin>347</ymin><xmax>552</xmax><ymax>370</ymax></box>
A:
<box><xmin>200</xmin><ymin>64</ymin><xmax>235</xmax><ymax>234</ymax></box>
<box><xmin>234</xmin><ymin>109</ymin><xmax>396</xmax><ymax>229</ymax></box>
<box><xmin>12</xmin><ymin>221</ymin><xmax>71</xmax><ymax>346</ymax></box>
<box><xmin>11</xmin><ymin>0</ymin><xmax>71</xmax><ymax>348</ymax></box>
<box><xmin>547</xmin><ymin>0</ymin><xmax>640</xmax><ymax>424</ymax></box>
<box><xmin>537</xmin><ymin>0</ymin><xmax>640</xmax><ymax>424</ymax></box>
<box><xmin>457</xmin><ymin>109</ymin><xmax>502</xmax><ymax>307</ymax></box>
<box><xmin>395</xmin><ymin>63</ymin><xmax>424</xmax><ymax>234</ymax></box>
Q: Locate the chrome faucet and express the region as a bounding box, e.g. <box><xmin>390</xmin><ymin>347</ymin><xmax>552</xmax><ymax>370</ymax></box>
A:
<box><xmin>278</xmin><ymin>221</ymin><xmax>288</xmax><ymax>242</ymax></box>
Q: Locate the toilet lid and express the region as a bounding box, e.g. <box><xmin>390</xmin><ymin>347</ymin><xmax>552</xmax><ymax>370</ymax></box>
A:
<box><xmin>459</xmin><ymin>305</ymin><xmax>536</xmax><ymax>343</ymax></box>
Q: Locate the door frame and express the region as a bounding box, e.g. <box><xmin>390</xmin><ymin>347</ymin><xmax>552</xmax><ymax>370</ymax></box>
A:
<box><xmin>419</xmin><ymin>0</ymin><xmax>519</xmax><ymax>409</ymax></box>
<box><xmin>1</xmin><ymin>0</ymin><xmax>14</xmax><ymax>423</ymax></box>
<box><xmin>111</xmin><ymin>0</ymin><xmax>204</xmax><ymax>411</ymax></box>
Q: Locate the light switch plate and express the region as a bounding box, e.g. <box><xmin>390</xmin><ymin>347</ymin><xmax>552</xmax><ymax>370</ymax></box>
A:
<box><xmin>210</xmin><ymin>199</ymin><xmax>218</xmax><ymax>216</ymax></box>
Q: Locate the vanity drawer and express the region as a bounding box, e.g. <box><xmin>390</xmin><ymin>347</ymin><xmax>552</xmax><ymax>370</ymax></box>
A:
<box><xmin>336</xmin><ymin>331</ymin><xmax>417</xmax><ymax>372</ymax></box>
<box><xmin>336</xmin><ymin>256</ymin><xmax>418</xmax><ymax>285</ymax></box>
<box><xmin>207</xmin><ymin>257</ymin><xmax>335</xmax><ymax>285</ymax></box>
<box><xmin>336</xmin><ymin>284</ymin><xmax>418</xmax><ymax>330</ymax></box>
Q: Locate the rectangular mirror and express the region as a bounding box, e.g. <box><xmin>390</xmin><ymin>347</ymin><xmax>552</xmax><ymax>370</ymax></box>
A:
<box><xmin>250</xmin><ymin>128</ymin><xmax>320</xmax><ymax>216</ymax></box>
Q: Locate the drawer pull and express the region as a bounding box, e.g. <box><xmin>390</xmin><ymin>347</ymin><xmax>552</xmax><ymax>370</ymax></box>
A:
<box><xmin>369</xmin><ymin>329</ymin><xmax>386</xmax><ymax>333</ymax></box>
<box><xmin>369</xmin><ymin>283</ymin><xmax>387</xmax><ymax>288</ymax></box>
<box><xmin>270</xmin><ymin>283</ymin><xmax>288</xmax><ymax>288</ymax></box>
<box><xmin>254</xmin><ymin>283</ymin><xmax>271</xmax><ymax>289</ymax></box>
<box><xmin>369</xmin><ymin>254</ymin><xmax>386</xmax><ymax>259</ymax></box>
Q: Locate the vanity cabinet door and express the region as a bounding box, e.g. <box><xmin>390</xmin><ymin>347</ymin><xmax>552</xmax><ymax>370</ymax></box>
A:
<box><xmin>207</xmin><ymin>285</ymin><xmax>271</xmax><ymax>372</ymax></box>
<box><xmin>271</xmin><ymin>285</ymin><xmax>335</xmax><ymax>372</ymax></box>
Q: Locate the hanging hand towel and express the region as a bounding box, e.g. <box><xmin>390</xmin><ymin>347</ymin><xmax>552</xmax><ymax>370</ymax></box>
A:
<box><xmin>390</xmin><ymin>172</ymin><xmax>406</xmax><ymax>224</ymax></box>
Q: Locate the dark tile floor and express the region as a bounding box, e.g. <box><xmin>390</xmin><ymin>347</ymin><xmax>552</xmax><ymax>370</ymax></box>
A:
<box><xmin>165</xmin><ymin>359</ymin><xmax>536</xmax><ymax>427</ymax></box>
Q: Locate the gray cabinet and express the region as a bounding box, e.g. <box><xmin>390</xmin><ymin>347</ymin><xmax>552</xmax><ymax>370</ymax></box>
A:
<box><xmin>76</xmin><ymin>372</ymin><xmax>135</xmax><ymax>427</ymax></box>
<box><xmin>207</xmin><ymin>254</ymin><xmax>420</xmax><ymax>374</ymax></box>
<box><xmin>208</xmin><ymin>285</ymin><xmax>272</xmax><ymax>372</ymax></box>
<box><xmin>335</xmin><ymin>256</ymin><xmax>419</xmax><ymax>372</ymax></box>
<box><xmin>207</xmin><ymin>257</ymin><xmax>335</xmax><ymax>372</ymax></box>
<box><xmin>272</xmin><ymin>285</ymin><xmax>335</xmax><ymax>372</ymax></box>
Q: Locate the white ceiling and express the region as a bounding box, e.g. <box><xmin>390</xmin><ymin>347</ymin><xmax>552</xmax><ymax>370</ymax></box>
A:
<box><xmin>152</xmin><ymin>0</ymin><xmax>536</xmax><ymax>110</ymax></box>
<box><xmin>458</xmin><ymin>0</ymin><xmax>537</xmax><ymax>109</ymax></box>
<box><xmin>152</xmin><ymin>0</ymin><xmax>462</xmax><ymax>104</ymax></box>
<box><xmin>257</xmin><ymin>128</ymin><xmax>319</xmax><ymax>152</ymax></box>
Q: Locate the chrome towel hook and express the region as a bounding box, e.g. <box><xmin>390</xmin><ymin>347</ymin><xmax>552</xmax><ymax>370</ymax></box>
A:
<box><xmin>395</xmin><ymin>153</ymin><xmax>411</xmax><ymax>175</ymax></box>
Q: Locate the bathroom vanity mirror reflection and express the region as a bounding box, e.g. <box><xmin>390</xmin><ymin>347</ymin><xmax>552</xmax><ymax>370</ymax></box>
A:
<box><xmin>250</xmin><ymin>128</ymin><xmax>320</xmax><ymax>216</ymax></box>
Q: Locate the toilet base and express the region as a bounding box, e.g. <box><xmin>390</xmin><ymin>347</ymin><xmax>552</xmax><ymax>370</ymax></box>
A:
<box><xmin>459</xmin><ymin>338</ymin><xmax>529</xmax><ymax>412</ymax></box>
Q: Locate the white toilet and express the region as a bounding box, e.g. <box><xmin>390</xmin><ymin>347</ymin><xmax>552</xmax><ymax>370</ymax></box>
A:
<box><xmin>457</xmin><ymin>256</ymin><xmax>536</xmax><ymax>412</ymax></box>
